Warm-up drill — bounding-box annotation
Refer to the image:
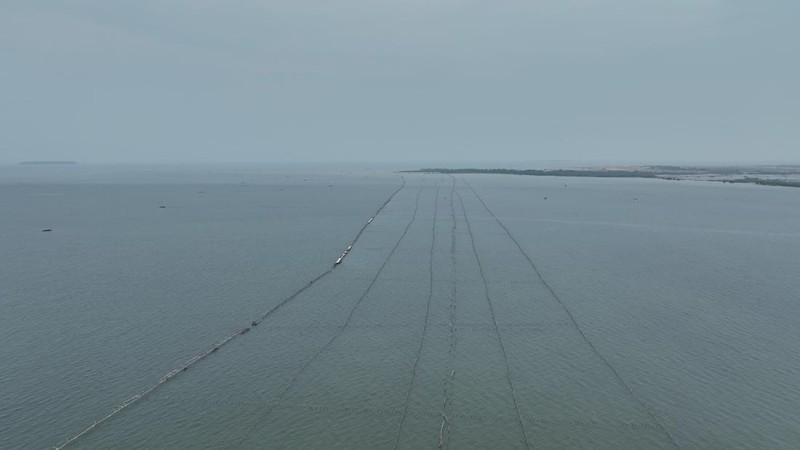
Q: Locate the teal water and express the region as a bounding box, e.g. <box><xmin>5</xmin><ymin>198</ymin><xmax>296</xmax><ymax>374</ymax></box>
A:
<box><xmin>1</xmin><ymin>168</ymin><xmax>799</xmax><ymax>448</ymax></box>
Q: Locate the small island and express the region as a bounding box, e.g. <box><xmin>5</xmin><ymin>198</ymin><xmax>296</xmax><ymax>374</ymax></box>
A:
<box><xmin>19</xmin><ymin>161</ymin><xmax>78</xmax><ymax>166</ymax></box>
<box><xmin>411</xmin><ymin>166</ymin><xmax>800</xmax><ymax>188</ymax></box>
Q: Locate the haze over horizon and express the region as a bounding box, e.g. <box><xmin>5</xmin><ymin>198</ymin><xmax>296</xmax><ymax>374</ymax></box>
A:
<box><xmin>2</xmin><ymin>1</ymin><xmax>798</xmax><ymax>165</ymax></box>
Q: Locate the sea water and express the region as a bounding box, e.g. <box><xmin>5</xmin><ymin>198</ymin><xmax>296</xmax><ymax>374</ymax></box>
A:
<box><xmin>1</xmin><ymin>166</ymin><xmax>799</xmax><ymax>449</ymax></box>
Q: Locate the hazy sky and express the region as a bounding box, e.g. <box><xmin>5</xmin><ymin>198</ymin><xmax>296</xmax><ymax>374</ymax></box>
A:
<box><xmin>1</xmin><ymin>1</ymin><xmax>798</xmax><ymax>164</ymax></box>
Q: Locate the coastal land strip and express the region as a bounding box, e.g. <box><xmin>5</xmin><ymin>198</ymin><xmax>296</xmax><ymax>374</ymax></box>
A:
<box><xmin>410</xmin><ymin>166</ymin><xmax>800</xmax><ymax>188</ymax></box>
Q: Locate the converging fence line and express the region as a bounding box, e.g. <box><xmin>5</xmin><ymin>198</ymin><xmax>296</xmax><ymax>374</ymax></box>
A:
<box><xmin>53</xmin><ymin>176</ymin><xmax>406</xmax><ymax>449</ymax></box>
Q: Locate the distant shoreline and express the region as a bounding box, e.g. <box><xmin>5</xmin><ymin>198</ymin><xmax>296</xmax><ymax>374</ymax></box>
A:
<box><xmin>410</xmin><ymin>167</ymin><xmax>800</xmax><ymax>188</ymax></box>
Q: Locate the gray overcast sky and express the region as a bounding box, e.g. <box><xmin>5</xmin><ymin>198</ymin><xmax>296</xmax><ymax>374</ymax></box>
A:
<box><xmin>1</xmin><ymin>1</ymin><xmax>798</xmax><ymax>164</ymax></box>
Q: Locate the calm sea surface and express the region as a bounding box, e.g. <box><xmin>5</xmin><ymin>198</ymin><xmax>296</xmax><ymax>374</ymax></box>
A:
<box><xmin>1</xmin><ymin>166</ymin><xmax>799</xmax><ymax>449</ymax></box>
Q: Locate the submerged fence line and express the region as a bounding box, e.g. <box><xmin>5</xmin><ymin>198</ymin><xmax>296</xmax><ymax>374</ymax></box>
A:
<box><xmin>139</xmin><ymin>392</ymin><xmax>665</xmax><ymax>431</ymax></box>
<box><xmin>392</xmin><ymin>184</ymin><xmax>440</xmax><ymax>449</ymax></box>
<box><xmin>335</xmin><ymin>175</ymin><xmax>406</xmax><ymax>265</ymax></box>
<box><xmin>53</xmin><ymin>176</ymin><xmax>406</xmax><ymax>450</ymax></box>
<box><xmin>438</xmin><ymin>176</ymin><xmax>458</xmax><ymax>450</ymax></box>
<box><xmin>457</xmin><ymin>189</ymin><xmax>532</xmax><ymax>450</ymax></box>
<box><xmin>438</xmin><ymin>369</ymin><xmax>456</xmax><ymax>449</ymax></box>
<box><xmin>462</xmin><ymin>178</ymin><xmax>681</xmax><ymax>449</ymax></box>
<box><xmin>232</xmin><ymin>185</ymin><xmax>425</xmax><ymax>449</ymax></box>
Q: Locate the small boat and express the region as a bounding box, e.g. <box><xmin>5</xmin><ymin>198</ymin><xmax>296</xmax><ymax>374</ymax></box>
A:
<box><xmin>251</xmin><ymin>321</ymin><xmax>258</xmax><ymax>326</ymax></box>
